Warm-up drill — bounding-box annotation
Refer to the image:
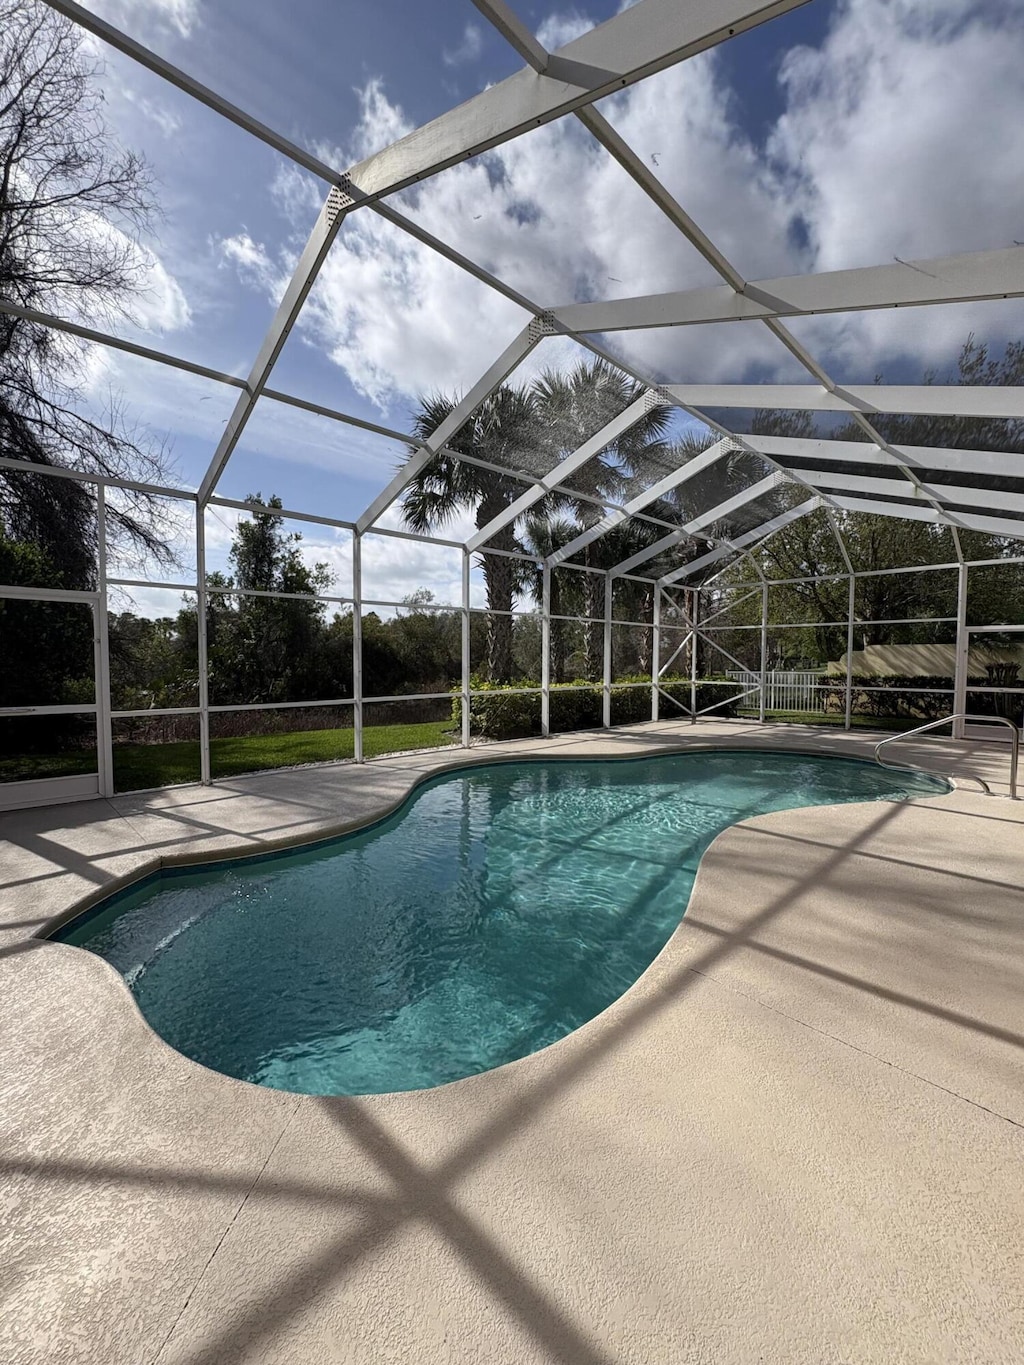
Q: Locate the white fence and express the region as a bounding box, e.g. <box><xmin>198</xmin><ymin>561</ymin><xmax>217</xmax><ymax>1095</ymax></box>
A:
<box><xmin>726</xmin><ymin>670</ymin><xmax>827</xmax><ymax>713</ymax></box>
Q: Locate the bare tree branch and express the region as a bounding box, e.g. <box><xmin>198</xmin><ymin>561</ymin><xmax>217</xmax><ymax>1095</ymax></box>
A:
<box><xmin>1</xmin><ymin>0</ymin><xmax>177</xmax><ymax>585</ymax></box>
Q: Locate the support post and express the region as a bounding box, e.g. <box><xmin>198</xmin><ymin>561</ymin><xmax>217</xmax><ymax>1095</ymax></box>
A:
<box><xmin>94</xmin><ymin>486</ymin><xmax>114</xmax><ymax>797</ymax></box>
<box><xmin>953</xmin><ymin>562</ymin><xmax>969</xmax><ymax>738</ymax></box>
<box><xmin>196</xmin><ymin>503</ymin><xmax>212</xmax><ymax>784</ymax></box>
<box><xmin>690</xmin><ymin>587</ymin><xmax>699</xmax><ymax>725</ymax></box>
<box><xmin>352</xmin><ymin>532</ymin><xmax>364</xmax><ymax>762</ymax></box>
<box><xmin>844</xmin><ymin>573</ymin><xmax>855</xmax><ymax>732</ymax></box>
<box><xmin>759</xmin><ymin>580</ymin><xmax>768</xmax><ymax>725</ymax></box>
<box><xmin>602</xmin><ymin>574</ymin><xmax>613</xmax><ymax>728</ymax></box>
<box><xmin>462</xmin><ymin>549</ymin><xmax>472</xmax><ymax>748</ymax></box>
<box><xmin>651</xmin><ymin>585</ymin><xmax>661</xmax><ymax>721</ymax></box>
<box><xmin>541</xmin><ymin>561</ymin><xmax>551</xmax><ymax>738</ymax></box>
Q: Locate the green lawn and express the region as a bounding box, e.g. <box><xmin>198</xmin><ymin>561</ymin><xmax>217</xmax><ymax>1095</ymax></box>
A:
<box><xmin>1</xmin><ymin>710</ymin><xmax>953</xmax><ymax>792</ymax></box>
<box><xmin>0</xmin><ymin>749</ymin><xmax>98</xmax><ymax>781</ymax></box>
<box><xmin>0</xmin><ymin>720</ymin><xmax>458</xmax><ymax>791</ymax></box>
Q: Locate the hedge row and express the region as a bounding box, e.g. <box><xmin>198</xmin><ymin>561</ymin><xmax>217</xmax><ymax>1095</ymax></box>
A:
<box><xmin>818</xmin><ymin>675</ymin><xmax>954</xmax><ymax>722</ymax></box>
<box><xmin>818</xmin><ymin>675</ymin><xmax>1021</xmax><ymax>723</ymax></box>
<box><xmin>451</xmin><ymin>675</ymin><xmax>739</xmax><ymax>740</ymax></box>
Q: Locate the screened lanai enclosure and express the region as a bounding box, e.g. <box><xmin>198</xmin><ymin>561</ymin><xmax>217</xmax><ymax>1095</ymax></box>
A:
<box><xmin>2</xmin><ymin>0</ymin><xmax>1023</xmax><ymax>812</ymax></box>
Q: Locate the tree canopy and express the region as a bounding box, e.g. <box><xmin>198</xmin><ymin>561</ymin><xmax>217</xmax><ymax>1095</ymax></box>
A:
<box><xmin>0</xmin><ymin>0</ymin><xmax>174</xmax><ymax>585</ymax></box>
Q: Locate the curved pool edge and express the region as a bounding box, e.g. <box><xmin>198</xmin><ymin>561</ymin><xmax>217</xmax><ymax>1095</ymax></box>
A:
<box><xmin>35</xmin><ymin>740</ymin><xmax>953</xmax><ymax>946</ymax></box>
<box><xmin>24</xmin><ymin>749</ymin><xmax>957</xmax><ymax>1110</ymax></box>
<box><xmin>26</xmin><ymin>744</ymin><xmax>953</xmax><ymax>1107</ymax></box>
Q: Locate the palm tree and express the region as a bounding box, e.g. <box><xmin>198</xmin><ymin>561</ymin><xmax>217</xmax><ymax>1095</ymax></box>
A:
<box><xmin>402</xmin><ymin>384</ymin><xmax>544</xmax><ymax>682</ymax></box>
<box><xmin>532</xmin><ymin>360</ymin><xmax>673</xmax><ymax>677</ymax></box>
<box><xmin>403</xmin><ymin>361</ymin><xmax>673</xmax><ymax>683</ymax></box>
<box><xmin>516</xmin><ymin>513</ymin><xmax>585</xmax><ymax>682</ymax></box>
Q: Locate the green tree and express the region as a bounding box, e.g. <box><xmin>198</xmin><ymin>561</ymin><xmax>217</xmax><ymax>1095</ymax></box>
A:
<box><xmin>714</xmin><ymin>337</ymin><xmax>1024</xmax><ymax>663</ymax></box>
<box><xmin>402</xmin><ymin>383</ymin><xmax>544</xmax><ymax>683</ymax></box>
<box><xmin>531</xmin><ymin>360</ymin><xmax>672</xmax><ymax>677</ymax></box>
<box><xmin>389</xmin><ymin>590</ymin><xmax>464</xmax><ymax>691</ymax></box>
<box><xmin>202</xmin><ymin>496</ymin><xmax>334</xmax><ymax>704</ymax></box>
<box><xmin>515</xmin><ymin>514</ymin><xmax>582</xmax><ymax>683</ymax></box>
<box><xmin>404</xmin><ymin>362</ymin><xmax>671</xmax><ymax>682</ymax></box>
<box><xmin>0</xmin><ymin>531</ymin><xmax>94</xmax><ymax>754</ymax></box>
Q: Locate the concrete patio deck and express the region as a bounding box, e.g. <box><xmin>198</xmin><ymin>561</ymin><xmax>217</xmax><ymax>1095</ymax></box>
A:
<box><xmin>1</xmin><ymin>720</ymin><xmax>1022</xmax><ymax>1364</ymax></box>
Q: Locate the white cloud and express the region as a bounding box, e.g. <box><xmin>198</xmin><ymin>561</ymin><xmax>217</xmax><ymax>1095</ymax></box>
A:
<box><xmin>356</xmin><ymin>504</ymin><xmax>479</xmax><ymax>608</ymax></box>
<box><xmin>768</xmin><ymin>0</ymin><xmax>1024</xmax><ymax>374</ymax></box>
<box><xmin>130</xmin><ymin>244</ymin><xmax>192</xmax><ymax>333</ymax></box>
<box><xmin>349</xmin><ymin>78</ymin><xmax>416</xmax><ymax>162</ymax></box>
<box><xmin>302</xmin><ymin>218</ymin><xmax>529</xmax><ymax>409</ymax></box>
<box><xmin>537</xmin><ymin>11</ymin><xmax>595</xmax><ymax>50</ymax></box>
<box><xmin>443</xmin><ymin>22</ymin><xmax>483</xmax><ymax>67</ymax></box>
<box><xmin>773</xmin><ymin>0</ymin><xmax>1024</xmax><ymax>272</ymax></box>
<box><xmin>218</xmin><ymin>0</ymin><xmax>1024</xmax><ymax>419</ymax></box>
<box><xmin>217</xmin><ymin>232</ymin><xmax>283</xmax><ymax>300</ymax></box>
<box><xmin>119</xmin><ymin>86</ymin><xmax>183</xmax><ymax>137</ymax></box>
<box><xmin>89</xmin><ymin>0</ymin><xmax>200</xmax><ymax>40</ymax></box>
<box><xmin>9</xmin><ymin>139</ymin><xmax>193</xmax><ymax>341</ymax></box>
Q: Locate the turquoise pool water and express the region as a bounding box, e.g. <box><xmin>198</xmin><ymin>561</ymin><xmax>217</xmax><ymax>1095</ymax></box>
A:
<box><xmin>54</xmin><ymin>750</ymin><xmax>947</xmax><ymax>1095</ymax></box>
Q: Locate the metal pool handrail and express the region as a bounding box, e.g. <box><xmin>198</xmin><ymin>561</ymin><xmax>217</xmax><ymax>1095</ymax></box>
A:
<box><xmin>874</xmin><ymin>713</ymin><xmax>1019</xmax><ymax>799</ymax></box>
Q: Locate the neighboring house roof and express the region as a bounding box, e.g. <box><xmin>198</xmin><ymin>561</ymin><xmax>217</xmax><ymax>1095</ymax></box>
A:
<box><xmin>826</xmin><ymin>643</ymin><xmax>1024</xmax><ymax>677</ymax></box>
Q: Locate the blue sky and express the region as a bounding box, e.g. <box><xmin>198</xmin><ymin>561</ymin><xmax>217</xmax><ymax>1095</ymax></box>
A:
<box><xmin>61</xmin><ymin>0</ymin><xmax>1024</xmax><ymax>605</ymax></box>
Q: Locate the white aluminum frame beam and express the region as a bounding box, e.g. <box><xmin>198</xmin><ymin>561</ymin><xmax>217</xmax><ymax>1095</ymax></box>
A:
<box><xmin>793</xmin><ymin>469</ymin><xmax>1024</xmax><ymax>516</ymax></box>
<box><xmin>610</xmin><ymin>471</ymin><xmax>785</xmax><ymax>576</ymax></box>
<box><xmin>666</xmin><ymin>383</ymin><xmax>1024</xmax><ymax>421</ymax></box>
<box><xmin>827</xmin><ymin>496</ymin><xmax>1024</xmax><ymax>543</ymax></box>
<box><xmin>550</xmin><ymin>246</ymin><xmax>1024</xmax><ymax>334</ymax></box>
<box><xmin>465</xmin><ymin>393</ymin><xmax>654</xmax><ymax>552</ymax></box>
<box><xmin>342</xmin><ymin>0</ymin><xmax>808</xmax><ymax>205</ymax></box>
<box><xmin>470</xmin><ymin>0</ymin><xmax>550</xmax><ymax>70</ymax></box>
<box><xmin>824</xmin><ymin>496</ymin><xmax>1024</xmax><ymax>537</ymax></box>
<box><xmin>747</xmin><ymin>435</ymin><xmax>1024</xmax><ymax>483</ymax></box>
<box><xmin>197</xmin><ymin>188</ymin><xmax>350</xmax><ymax>504</ymax></box>
<box><xmin>659</xmin><ymin>497</ymin><xmax>821</xmax><ymax>584</ymax></box>
<box><xmin>548</xmin><ymin>438</ymin><xmax>734</xmax><ymax>566</ymax></box>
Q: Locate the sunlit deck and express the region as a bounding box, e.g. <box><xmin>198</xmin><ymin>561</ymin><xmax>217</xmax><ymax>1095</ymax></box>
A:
<box><xmin>2</xmin><ymin>720</ymin><xmax>1022</xmax><ymax>1364</ymax></box>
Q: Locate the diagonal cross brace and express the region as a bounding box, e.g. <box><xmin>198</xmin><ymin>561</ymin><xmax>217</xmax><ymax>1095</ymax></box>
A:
<box><xmin>659</xmin><ymin>497</ymin><xmax>821</xmax><ymax>585</ymax></box>
<box><xmin>547</xmin><ymin>438</ymin><xmax>735</xmax><ymax>567</ymax></box>
<box><xmin>610</xmin><ymin>471</ymin><xmax>784</xmax><ymax>576</ymax></box>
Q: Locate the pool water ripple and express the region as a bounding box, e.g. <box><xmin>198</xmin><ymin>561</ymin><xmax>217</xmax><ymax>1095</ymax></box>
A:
<box><xmin>54</xmin><ymin>750</ymin><xmax>947</xmax><ymax>1095</ymax></box>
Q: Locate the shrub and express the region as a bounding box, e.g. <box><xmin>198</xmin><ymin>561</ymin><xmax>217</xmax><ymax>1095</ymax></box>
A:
<box><xmin>451</xmin><ymin>675</ymin><xmax>740</xmax><ymax>741</ymax></box>
<box><xmin>818</xmin><ymin>675</ymin><xmax>954</xmax><ymax>722</ymax></box>
<box><xmin>966</xmin><ymin>678</ymin><xmax>1023</xmax><ymax>723</ymax></box>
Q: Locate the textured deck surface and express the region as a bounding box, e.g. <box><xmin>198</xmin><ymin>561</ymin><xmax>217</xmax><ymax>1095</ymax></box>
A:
<box><xmin>2</xmin><ymin>721</ymin><xmax>1022</xmax><ymax>1364</ymax></box>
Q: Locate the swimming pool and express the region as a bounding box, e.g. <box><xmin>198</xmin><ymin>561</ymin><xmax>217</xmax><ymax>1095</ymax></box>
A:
<box><xmin>53</xmin><ymin>749</ymin><xmax>947</xmax><ymax>1096</ymax></box>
